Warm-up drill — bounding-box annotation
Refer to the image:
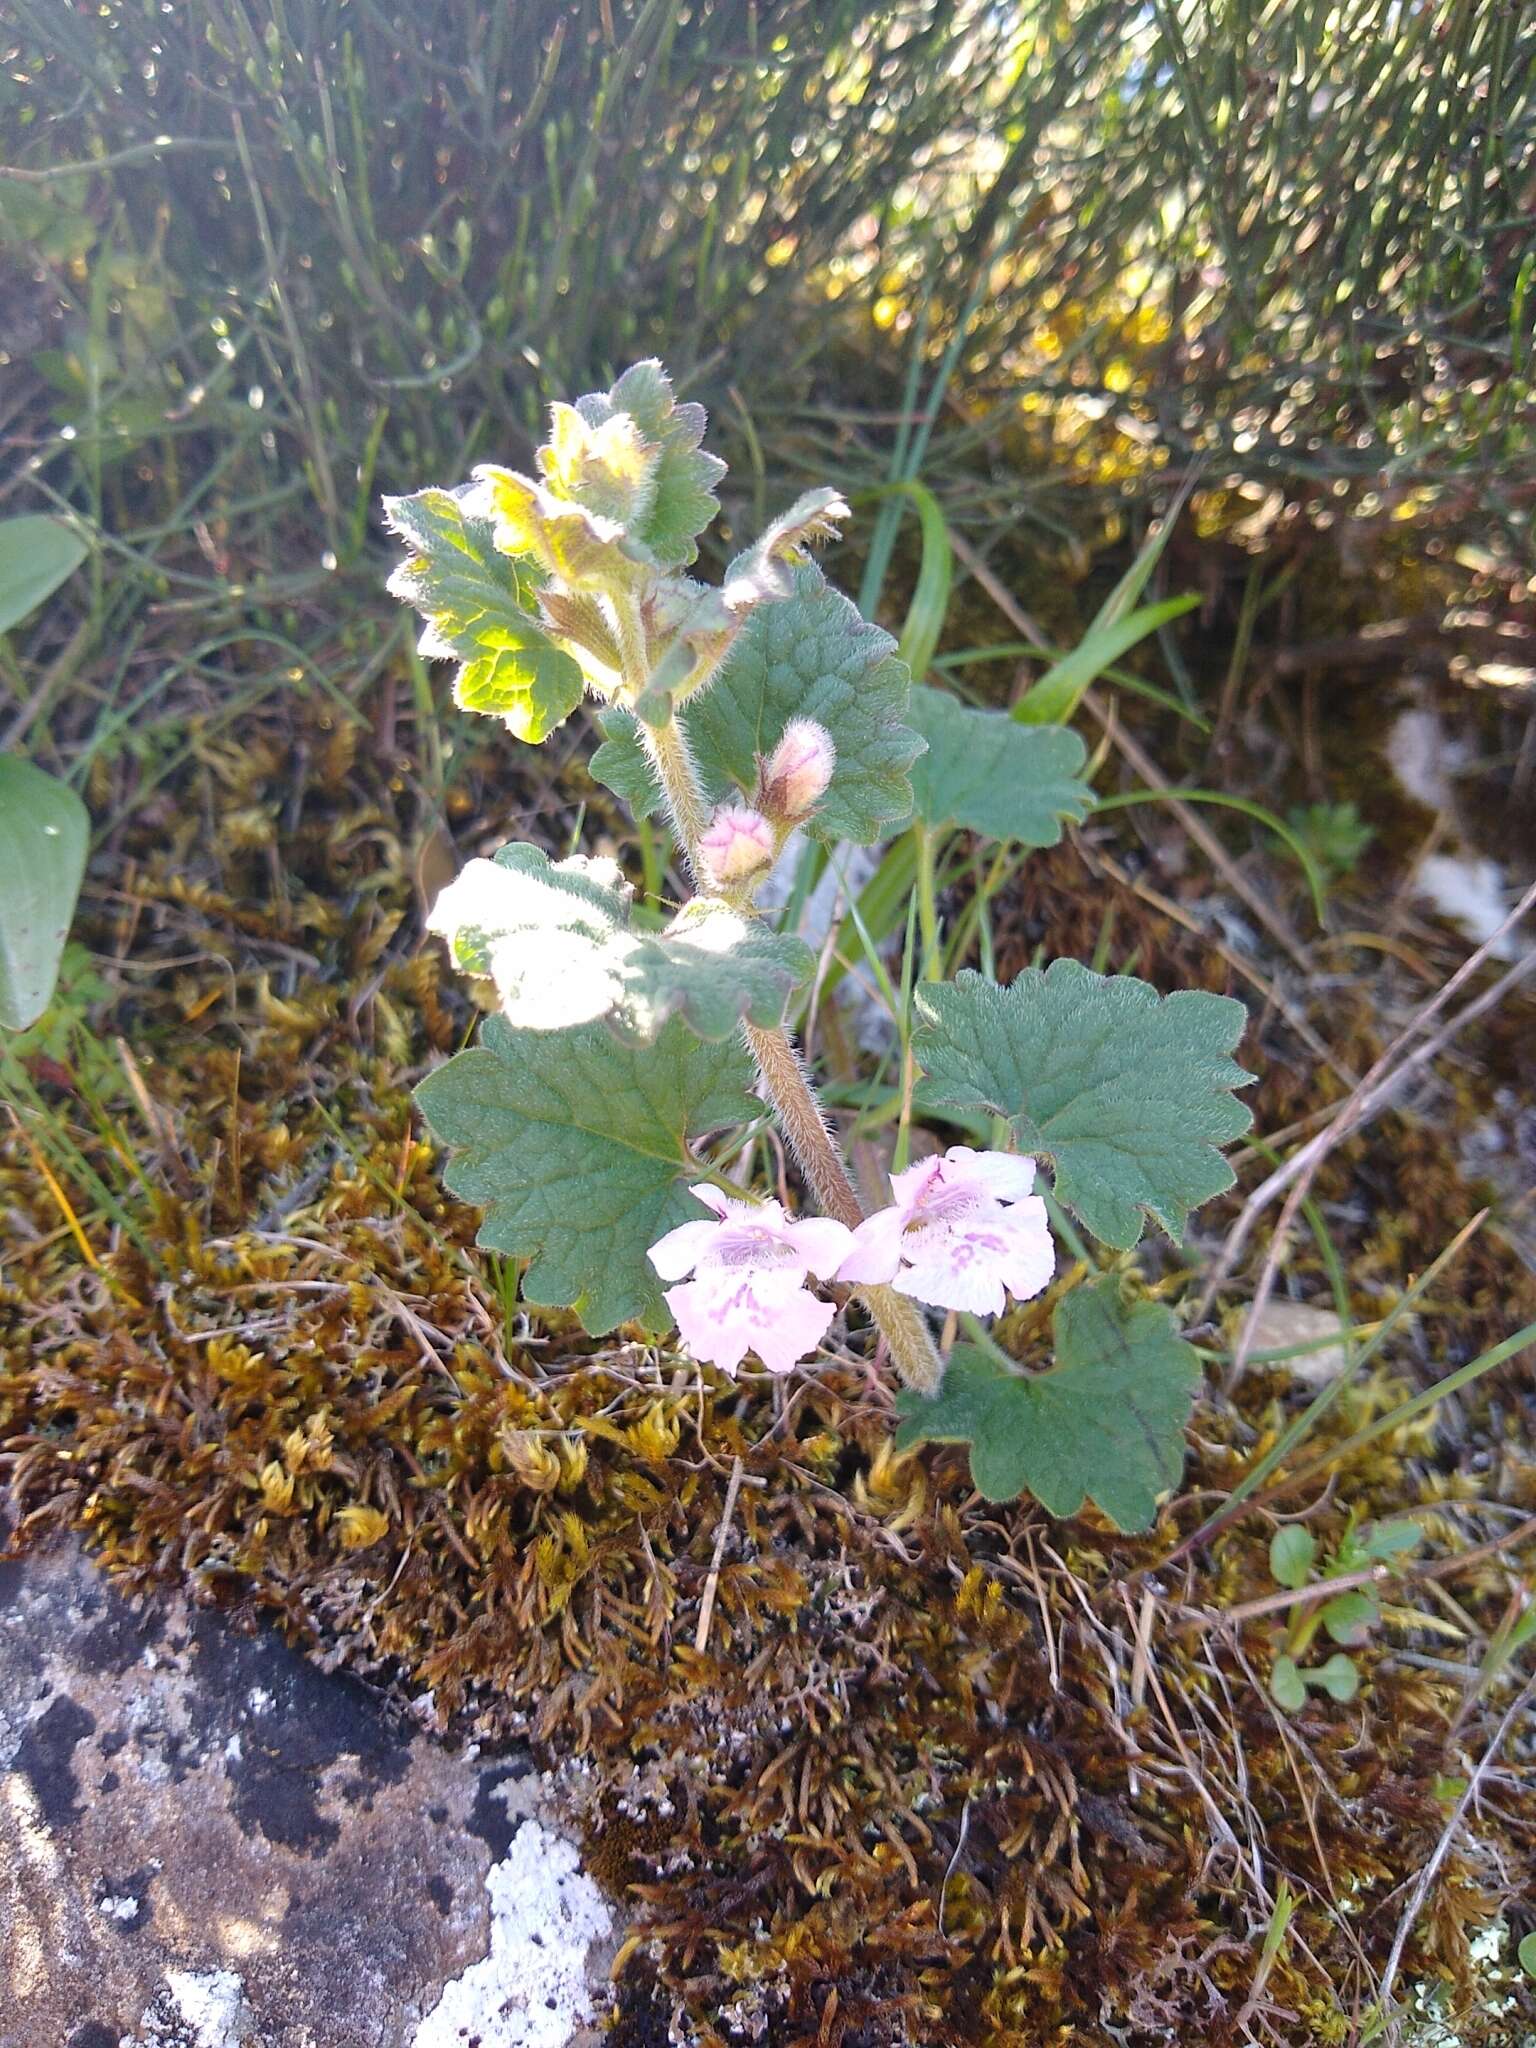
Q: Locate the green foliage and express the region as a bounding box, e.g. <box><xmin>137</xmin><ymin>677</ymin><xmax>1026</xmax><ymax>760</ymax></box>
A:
<box><xmin>908</xmin><ymin>685</ymin><xmax>1092</xmax><ymax>844</ymax></box>
<box><xmin>0</xmin><ymin>755</ymin><xmax>91</xmax><ymax>1032</ymax></box>
<box><xmin>592</xmin><ymin>565</ymin><xmax>925</xmax><ymax>843</ymax></box>
<box><xmin>874</xmin><ymin>480</ymin><xmax>952</xmax><ymax>686</ymax></box>
<box><xmin>435</xmin><ymin>843</ymin><xmax>813</xmax><ymax>1043</ymax></box>
<box><xmin>0</xmin><ymin>515</ymin><xmax>89</xmax><ymax>637</ymax></box>
<box><xmin>1268</xmin><ymin>1526</ymin><xmax>1317</xmax><ymax>1591</ymax></box>
<box><xmin>413</xmin><ymin>1013</ymin><xmax>757</xmax><ymax>1335</ymax></box>
<box><xmin>1319</xmin><ymin>1589</ymin><xmax>1378</xmax><ymax>1647</ymax></box>
<box><xmin>560</xmin><ymin>360</ymin><xmax>726</xmax><ymax>570</ymax></box>
<box><xmin>1285</xmin><ymin>801</ymin><xmax>1374</xmax><ymax>886</ymax></box>
<box><xmin>913</xmin><ymin>963</ymin><xmax>1254</xmax><ymax>1248</ymax></box>
<box><xmin>1270</xmin><ymin>1652</ymin><xmax>1358</xmax><ymax>1710</ymax></box>
<box><xmin>892</xmin><ymin>1278</ymin><xmax>1201</xmax><ymax>1530</ymax></box>
<box><xmin>1262</xmin><ymin>1514</ymin><xmax>1422</xmax><ymax>1712</ymax></box>
<box><xmin>1519</xmin><ymin>1932</ymin><xmax>1536</xmax><ymax>1980</ymax></box>
<box><xmin>384</xmin><ymin>485</ymin><xmax>583</xmax><ymax>743</ymax></box>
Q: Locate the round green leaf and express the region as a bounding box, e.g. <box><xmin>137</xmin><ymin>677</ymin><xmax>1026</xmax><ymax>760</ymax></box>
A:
<box><xmin>892</xmin><ymin>1278</ymin><xmax>1201</xmax><ymax>1530</ymax></box>
<box><xmin>1269</xmin><ymin>1526</ymin><xmax>1318</xmax><ymax>1591</ymax></box>
<box><xmin>0</xmin><ymin>756</ymin><xmax>90</xmax><ymax>1030</ymax></box>
<box><xmin>1269</xmin><ymin>1655</ymin><xmax>1306</xmax><ymax>1713</ymax></box>
<box><xmin>0</xmin><ymin>514</ymin><xmax>89</xmax><ymax>635</ymax></box>
<box><xmin>414</xmin><ymin>1013</ymin><xmax>756</xmax><ymax>1335</ymax></box>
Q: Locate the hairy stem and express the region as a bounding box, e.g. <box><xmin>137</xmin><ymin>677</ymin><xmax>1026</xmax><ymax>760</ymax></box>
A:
<box><xmin>640</xmin><ymin>717</ymin><xmax>712</xmax><ymax>883</ymax></box>
<box><xmin>644</xmin><ymin>710</ymin><xmax>943</xmax><ymax>1395</ymax></box>
<box><xmin>742</xmin><ymin>1019</ymin><xmax>863</xmax><ymax>1229</ymax></box>
<box><xmin>744</xmin><ymin>1019</ymin><xmax>943</xmax><ymax>1396</ymax></box>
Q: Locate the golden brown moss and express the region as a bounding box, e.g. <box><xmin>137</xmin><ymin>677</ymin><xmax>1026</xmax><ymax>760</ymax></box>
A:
<box><xmin>4</xmin><ymin>703</ymin><xmax>1535</xmax><ymax>2044</ymax></box>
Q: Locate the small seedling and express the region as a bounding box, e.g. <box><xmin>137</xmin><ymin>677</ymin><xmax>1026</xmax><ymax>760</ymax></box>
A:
<box><xmin>1285</xmin><ymin>799</ymin><xmax>1373</xmax><ymax>889</ymax></box>
<box><xmin>1265</xmin><ymin>1514</ymin><xmax>1420</xmax><ymax>1709</ymax></box>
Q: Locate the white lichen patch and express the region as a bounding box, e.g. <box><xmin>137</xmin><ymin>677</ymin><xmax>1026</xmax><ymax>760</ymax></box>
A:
<box><xmin>1411</xmin><ymin>852</ymin><xmax>1519</xmax><ymax>960</ymax></box>
<box><xmin>128</xmin><ymin>1967</ymin><xmax>252</xmax><ymax>2047</ymax></box>
<box><xmin>412</xmin><ymin>1819</ymin><xmax>611</xmax><ymax>2048</ymax></box>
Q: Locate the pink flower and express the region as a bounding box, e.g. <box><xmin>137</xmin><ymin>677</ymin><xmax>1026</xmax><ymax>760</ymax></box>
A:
<box><xmin>648</xmin><ymin>1186</ymin><xmax>854</xmax><ymax>1376</ymax></box>
<box><xmin>837</xmin><ymin>1146</ymin><xmax>1054</xmax><ymax>1317</ymax></box>
<box><xmin>698</xmin><ymin>803</ymin><xmax>776</xmax><ymax>887</ymax></box>
<box><xmin>759</xmin><ymin>718</ymin><xmax>835</xmax><ymax>822</ymax></box>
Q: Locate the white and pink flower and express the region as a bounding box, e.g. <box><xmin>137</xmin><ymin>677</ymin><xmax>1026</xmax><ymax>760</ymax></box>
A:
<box><xmin>837</xmin><ymin>1146</ymin><xmax>1054</xmax><ymax>1316</ymax></box>
<box><xmin>648</xmin><ymin>1186</ymin><xmax>854</xmax><ymax>1376</ymax></box>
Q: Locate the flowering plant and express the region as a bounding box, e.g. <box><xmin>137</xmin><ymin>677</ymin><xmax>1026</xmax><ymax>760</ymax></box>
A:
<box><xmin>390</xmin><ymin>362</ymin><xmax>1254</xmax><ymax>1528</ymax></box>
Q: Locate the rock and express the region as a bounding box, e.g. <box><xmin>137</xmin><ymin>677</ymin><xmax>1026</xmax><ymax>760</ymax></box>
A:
<box><xmin>1237</xmin><ymin>1299</ymin><xmax>1351</xmax><ymax>1386</ymax></box>
<box><xmin>412</xmin><ymin>1820</ymin><xmax>611</xmax><ymax>2048</ymax></box>
<box><xmin>0</xmin><ymin>1544</ymin><xmax>613</xmax><ymax>2048</ymax></box>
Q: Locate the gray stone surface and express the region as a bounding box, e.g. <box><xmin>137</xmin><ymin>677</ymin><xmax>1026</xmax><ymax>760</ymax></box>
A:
<box><xmin>0</xmin><ymin>1543</ymin><xmax>609</xmax><ymax>2047</ymax></box>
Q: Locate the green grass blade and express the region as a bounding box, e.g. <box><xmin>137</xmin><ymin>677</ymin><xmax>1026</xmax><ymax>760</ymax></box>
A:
<box><xmin>1013</xmin><ymin>593</ymin><xmax>1198</xmax><ymax>727</ymax></box>
<box><xmin>1091</xmin><ymin>786</ymin><xmax>1331</xmax><ymax>927</ymax></box>
<box><xmin>862</xmin><ymin>480</ymin><xmax>952</xmax><ymax>686</ymax></box>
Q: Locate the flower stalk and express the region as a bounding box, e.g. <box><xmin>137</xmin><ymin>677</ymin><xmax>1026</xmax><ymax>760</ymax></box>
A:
<box><xmin>647</xmin><ymin>707</ymin><xmax>943</xmax><ymax>1395</ymax></box>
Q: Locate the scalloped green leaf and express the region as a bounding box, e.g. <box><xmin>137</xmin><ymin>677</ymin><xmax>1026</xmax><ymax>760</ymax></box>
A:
<box><xmin>892</xmin><ymin>1279</ymin><xmax>1201</xmax><ymax>1529</ymax></box>
<box><xmin>384</xmin><ymin>484</ymin><xmax>584</xmax><ymax>742</ymax></box>
<box><xmin>913</xmin><ymin>961</ymin><xmax>1253</xmax><ymax>1248</ymax></box>
<box><xmin>908</xmin><ymin>685</ymin><xmax>1092</xmax><ymax>843</ymax></box>
<box><xmin>0</xmin><ymin>756</ymin><xmax>90</xmax><ymax>1031</ymax></box>
<box><xmin>571</xmin><ymin>359</ymin><xmax>726</xmax><ymax>569</ymax></box>
<box><xmin>415</xmin><ymin>1013</ymin><xmax>756</xmax><ymax>1335</ymax></box>
<box><xmin>591</xmin><ymin>563</ymin><xmax>923</xmax><ymax>842</ymax></box>
<box><xmin>431</xmin><ymin>842</ymin><xmax>813</xmax><ymax>1043</ymax></box>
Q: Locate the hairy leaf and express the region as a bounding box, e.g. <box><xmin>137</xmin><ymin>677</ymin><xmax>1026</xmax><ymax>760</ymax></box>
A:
<box><xmin>415</xmin><ymin>1014</ymin><xmax>756</xmax><ymax>1334</ymax></box>
<box><xmin>892</xmin><ymin>1278</ymin><xmax>1201</xmax><ymax>1529</ymax></box>
<box><xmin>572</xmin><ymin>359</ymin><xmax>726</xmax><ymax>569</ymax></box>
<box><xmin>476</xmin><ymin>463</ymin><xmax>644</xmax><ymax>592</ymax></box>
<box><xmin>592</xmin><ymin>564</ymin><xmax>924</xmax><ymax>842</ymax></box>
<box><xmin>431</xmin><ymin>843</ymin><xmax>812</xmax><ymax>1043</ymax></box>
<box><xmin>913</xmin><ymin>961</ymin><xmax>1253</xmax><ymax>1247</ymax></box>
<box><xmin>908</xmin><ymin>685</ymin><xmax>1092</xmax><ymax>843</ymax></box>
<box><xmin>384</xmin><ymin>485</ymin><xmax>584</xmax><ymax>741</ymax></box>
<box><xmin>0</xmin><ymin>756</ymin><xmax>90</xmax><ymax>1031</ymax></box>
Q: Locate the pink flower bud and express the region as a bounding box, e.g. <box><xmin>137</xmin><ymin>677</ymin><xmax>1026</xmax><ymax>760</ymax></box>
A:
<box><xmin>760</xmin><ymin>718</ymin><xmax>835</xmax><ymax>822</ymax></box>
<box><xmin>698</xmin><ymin>803</ymin><xmax>776</xmax><ymax>887</ymax></box>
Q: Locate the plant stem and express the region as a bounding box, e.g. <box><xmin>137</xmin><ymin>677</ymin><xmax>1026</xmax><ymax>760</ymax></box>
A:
<box><xmin>639</xmin><ymin>717</ymin><xmax>711</xmax><ymax>882</ymax></box>
<box><xmin>742</xmin><ymin>1019</ymin><xmax>942</xmax><ymax>1396</ymax></box>
<box><xmin>913</xmin><ymin>822</ymin><xmax>943</xmax><ymax>979</ymax></box>
<box><xmin>641</xmin><ymin>709</ymin><xmax>943</xmax><ymax>1395</ymax></box>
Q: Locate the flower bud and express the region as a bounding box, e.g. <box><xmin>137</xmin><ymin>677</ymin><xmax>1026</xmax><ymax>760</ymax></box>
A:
<box><xmin>699</xmin><ymin>803</ymin><xmax>775</xmax><ymax>887</ymax></box>
<box><xmin>759</xmin><ymin>718</ymin><xmax>835</xmax><ymax>823</ymax></box>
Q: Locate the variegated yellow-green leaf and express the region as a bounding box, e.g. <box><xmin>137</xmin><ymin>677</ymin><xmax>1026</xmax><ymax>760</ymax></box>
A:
<box><xmin>570</xmin><ymin>359</ymin><xmax>726</xmax><ymax>569</ymax></box>
<box><xmin>384</xmin><ymin>484</ymin><xmax>584</xmax><ymax>742</ymax></box>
